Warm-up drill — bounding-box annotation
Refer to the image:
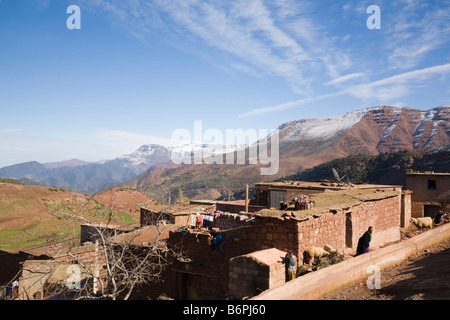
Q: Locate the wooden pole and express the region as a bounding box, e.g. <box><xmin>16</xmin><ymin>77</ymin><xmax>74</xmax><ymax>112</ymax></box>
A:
<box><xmin>245</xmin><ymin>184</ymin><xmax>249</xmax><ymax>213</ymax></box>
<box><xmin>93</xmin><ymin>239</ymin><xmax>99</xmax><ymax>294</ymax></box>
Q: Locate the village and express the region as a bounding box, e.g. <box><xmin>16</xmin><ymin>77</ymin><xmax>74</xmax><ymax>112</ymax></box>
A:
<box><xmin>2</xmin><ymin>169</ymin><xmax>449</xmax><ymax>300</ymax></box>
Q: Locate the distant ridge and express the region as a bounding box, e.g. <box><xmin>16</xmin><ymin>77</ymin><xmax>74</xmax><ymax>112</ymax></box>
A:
<box><xmin>121</xmin><ymin>105</ymin><xmax>450</xmax><ymax>201</ymax></box>
<box><xmin>0</xmin><ymin>105</ymin><xmax>448</xmax><ymax>197</ymax></box>
<box><xmin>43</xmin><ymin>159</ymin><xmax>91</xmax><ymax>169</ymax></box>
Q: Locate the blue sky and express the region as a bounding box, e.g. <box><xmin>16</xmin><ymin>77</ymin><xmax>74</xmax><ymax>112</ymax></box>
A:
<box><xmin>0</xmin><ymin>0</ymin><xmax>449</xmax><ymax>167</ymax></box>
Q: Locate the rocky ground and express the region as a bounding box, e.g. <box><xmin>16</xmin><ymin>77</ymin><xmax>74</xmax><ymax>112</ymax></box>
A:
<box><xmin>321</xmin><ymin>224</ymin><xmax>450</xmax><ymax>300</ymax></box>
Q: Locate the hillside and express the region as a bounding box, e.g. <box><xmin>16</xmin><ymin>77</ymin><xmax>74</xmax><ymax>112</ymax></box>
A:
<box><xmin>0</xmin><ymin>145</ymin><xmax>173</xmax><ymax>195</ymax></box>
<box><xmin>0</xmin><ymin>182</ymin><xmax>157</xmax><ymax>253</ymax></box>
<box><xmin>123</xmin><ymin>105</ymin><xmax>449</xmax><ymax>201</ymax></box>
<box><xmin>280</xmin><ymin>146</ymin><xmax>450</xmax><ymax>187</ymax></box>
<box><xmin>93</xmin><ymin>187</ymin><xmax>159</xmax><ymax>219</ymax></box>
<box><xmin>1</xmin><ymin>105</ymin><xmax>448</xmax><ymax>199</ymax></box>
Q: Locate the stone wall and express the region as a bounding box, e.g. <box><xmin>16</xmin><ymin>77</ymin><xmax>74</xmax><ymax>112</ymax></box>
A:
<box><xmin>213</xmin><ymin>213</ymin><xmax>250</xmax><ymax>230</ymax></box>
<box><xmin>253</xmin><ymin>222</ymin><xmax>450</xmax><ymax>300</ymax></box>
<box><xmin>401</xmin><ymin>191</ymin><xmax>412</xmax><ymax>228</ymax></box>
<box><xmin>18</xmin><ymin>260</ymin><xmax>61</xmax><ymax>300</ymax></box>
<box><xmin>216</xmin><ymin>202</ymin><xmax>269</xmax><ymax>214</ymax></box>
<box><xmin>140</xmin><ymin>208</ymin><xmax>175</xmax><ymax>226</ymax></box>
<box><xmin>249</xmin><ymin>193</ymin><xmax>401</xmax><ymax>266</ymax></box>
<box><xmin>352</xmin><ymin>194</ymin><xmax>401</xmax><ymax>249</ymax></box>
<box><xmin>140</xmin><ymin>192</ymin><xmax>402</xmax><ymax>299</ymax></box>
<box><xmin>229</xmin><ymin>248</ymin><xmax>286</xmax><ymax>300</ymax></box>
<box><xmin>160</xmin><ymin>227</ymin><xmax>253</xmax><ymax>300</ymax></box>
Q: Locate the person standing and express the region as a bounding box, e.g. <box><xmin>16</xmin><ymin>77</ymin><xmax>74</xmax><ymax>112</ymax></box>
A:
<box><xmin>356</xmin><ymin>226</ymin><xmax>373</xmax><ymax>256</ymax></box>
<box><xmin>284</xmin><ymin>250</ymin><xmax>296</xmax><ymax>281</ymax></box>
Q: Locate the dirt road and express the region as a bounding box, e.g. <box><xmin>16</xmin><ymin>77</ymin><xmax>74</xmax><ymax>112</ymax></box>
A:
<box><xmin>321</xmin><ymin>236</ymin><xmax>450</xmax><ymax>300</ymax></box>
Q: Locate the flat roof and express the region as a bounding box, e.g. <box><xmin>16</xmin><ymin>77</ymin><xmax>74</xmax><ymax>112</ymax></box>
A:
<box><xmin>141</xmin><ymin>204</ymin><xmax>213</xmax><ymax>216</ymax></box>
<box><xmin>406</xmin><ymin>171</ymin><xmax>450</xmax><ymax>176</ymax></box>
<box><xmin>254</xmin><ymin>180</ymin><xmax>401</xmax><ymax>190</ymax></box>
<box><xmin>110</xmin><ymin>224</ymin><xmax>180</xmax><ymax>245</ymax></box>
<box><xmin>256</xmin><ymin>188</ymin><xmax>400</xmax><ymax>218</ymax></box>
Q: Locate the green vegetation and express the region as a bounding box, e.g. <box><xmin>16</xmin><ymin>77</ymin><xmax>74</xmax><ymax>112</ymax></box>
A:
<box><xmin>0</xmin><ymin>177</ymin><xmax>23</xmax><ymax>185</ymax></box>
<box><xmin>48</xmin><ymin>186</ymin><xmax>66</xmax><ymax>192</ymax></box>
<box><xmin>121</xmin><ymin>214</ymin><xmax>135</xmax><ymax>224</ymax></box>
<box><xmin>0</xmin><ymin>230</ymin><xmax>21</xmax><ymax>239</ymax></box>
<box><xmin>279</xmin><ymin>148</ymin><xmax>449</xmax><ymax>187</ymax></box>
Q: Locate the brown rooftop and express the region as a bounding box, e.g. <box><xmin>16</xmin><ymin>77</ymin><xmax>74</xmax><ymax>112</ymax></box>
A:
<box><xmin>140</xmin><ymin>204</ymin><xmax>214</xmax><ymax>216</ymax></box>
<box><xmin>406</xmin><ymin>170</ymin><xmax>450</xmax><ymax>176</ymax></box>
<box><xmin>257</xmin><ymin>188</ymin><xmax>400</xmax><ymax>218</ymax></box>
<box><xmin>255</xmin><ymin>180</ymin><xmax>402</xmax><ymax>190</ymax></box>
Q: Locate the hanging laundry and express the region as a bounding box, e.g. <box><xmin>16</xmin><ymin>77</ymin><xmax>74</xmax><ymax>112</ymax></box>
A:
<box><xmin>213</xmin><ymin>211</ymin><xmax>221</xmax><ymax>220</ymax></box>
<box><xmin>196</xmin><ymin>214</ymin><xmax>203</xmax><ymax>229</ymax></box>
<box><xmin>203</xmin><ymin>214</ymin><xmax>214</xmax><ymax>229</ymax></box>
<box><xmin>212</xmin><ymin>233</ymin><xmax>224</xmax><ymax>252</ymax></box>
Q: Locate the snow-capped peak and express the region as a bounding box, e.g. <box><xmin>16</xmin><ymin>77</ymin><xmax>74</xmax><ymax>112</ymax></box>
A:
<box><xmin>117</xmin><ymin>144</ymin><xmax>169</xmax><ymax>165</ymax></box>
<box><xmin>279</xmin><ymin>107</ymin><xmax>370</xmax><ymax>142</ymax></box>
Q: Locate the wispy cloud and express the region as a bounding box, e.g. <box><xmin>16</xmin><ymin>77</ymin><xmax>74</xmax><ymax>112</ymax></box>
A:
<box><xmin>80</xmin><ymin>0</ymin><xmax>352</xmax><ymax>95</ymax></box>
<box><xmin>385</xmin><ymin>1</ymin><xmax>450</xmax><ymax>70</ymax></box>
<box><xmin>346</xmin><ymin>63</ymin><xmax>450</xmax><ymax>101</ymax></box>
<box><xmin>78</xmin><ymin>0</ymin><xmax>449</xmax><ymax>117</ymax></box>
<box><xmin>240</xmin><ymin>63</ymin><xmax>450</xmax><ymax>117</ymax></box>
<box><xmin>325</xmin><ymin>73</ymin><xmax>364</xmax><ymax>86</ymax></box>
<box><xmin>238</xmin><ymin>92</ymin><xmax>343</xmax><ymax>118</ymax></box>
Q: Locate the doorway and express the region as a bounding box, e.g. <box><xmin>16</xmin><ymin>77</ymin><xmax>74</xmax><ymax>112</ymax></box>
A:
<box><xmin>424</xmin><ymin>205</ymin><xmax>440</xmax><ymax>220</ymax></box>
<box><xmin>179</xmin><ymin>273</ymin><xmax>202</xmax><ymax>300</ymax></box>
<box><xmin>345</xmin><ymin>213</ymin><xmax>353</xmax><ymax>248</ymax></box>
<box><xmin>269</xmin><ymin>191</ymin><xmax>286</xmax><ymax>209</ymax></box>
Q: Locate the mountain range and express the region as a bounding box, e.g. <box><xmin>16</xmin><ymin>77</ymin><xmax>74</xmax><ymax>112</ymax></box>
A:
<box><xmin>122</xmin><ymin>105</ymin><xmax>450</xmax><ymax>200</ymax></box>
<box><xmin>1</xmin><ymin>105</ymin><xmax>448</xmax><ymax>198</ymax></box>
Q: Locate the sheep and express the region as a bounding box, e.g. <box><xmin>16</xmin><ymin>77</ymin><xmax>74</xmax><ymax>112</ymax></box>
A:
<box><xmin>410</xmin><ymin>217</ymin><xmax>433</xmax><ymax>229</ymax></box>
<box><xmin>303</xmin><ymin>246</ymin><xmax>330</xmax><ymax>266</ymax></box>
<box><xmin>323</xmin><ymin>244</ymin><xmax>336</xmax><ymax>253</ymax></box>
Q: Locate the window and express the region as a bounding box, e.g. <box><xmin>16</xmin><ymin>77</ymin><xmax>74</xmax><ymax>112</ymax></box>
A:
<box><xmin>427</xmin><ymin>179</ymin><xmax>436</xmax><ymax>190</ymax></box>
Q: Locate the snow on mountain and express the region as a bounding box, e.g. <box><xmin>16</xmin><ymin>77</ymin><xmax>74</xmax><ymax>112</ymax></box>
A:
<box><xmin>278</xmin><ymin>107</ymin><xmax>371</xmax><ymax>143</ymax></box>
<box><xmin>114</xmin><ymin>142</ymin><xmax>242</xmax><ymax>168</ymax></box>
<box><xmin>167</xmin><ymin>141</ymin><xmax>242</xmax><ymax>164</ymax></box>
<box><xmin>117</xmin><ymin>144</ymin><xmax>169</xmax><ymax>165</ymax></box>
<box><xmin>277</xmin><ymin>105</ymin><xmax>449</xmax><ymax>151</ymax></box>
<box><xmin>379</xmin><ymin>108</ymin><xmax>403</xmax><ymax>143</ymax></box>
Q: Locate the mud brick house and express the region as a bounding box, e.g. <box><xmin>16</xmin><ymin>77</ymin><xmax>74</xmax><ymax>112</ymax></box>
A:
<box><xmin>406</xmin><ymin>170</ymin><xmax>450</xmax><ymax>219</ymax></box>
<box><xmin>80</xmin><ymin>223</ymin><xmax>137</xmax><ymax>245</ymax></box>
<box><xmin>140</xmin><ymin>205</ymin><xmax>207</xmax><ymax>227</ymax></box>
<box><xmin>16</xmin><ymin>180</ymin><xmax>407</xmax><ymax>300</ymax></box>
<box><xmin>18</xmin><ymin>244</ymin><xmax>102</xmax><ymax>300</ymax></box>
<box><xmin>150</xmin><ymin>180</ymin><xmax>404</xmax><ymax>300</ymax></box>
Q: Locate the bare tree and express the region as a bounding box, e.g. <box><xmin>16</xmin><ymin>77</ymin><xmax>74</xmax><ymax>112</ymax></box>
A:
<box><xmin>34</xmin><ymin>199</ymin><xmax>182</xmax><ymax>300</ymax></box>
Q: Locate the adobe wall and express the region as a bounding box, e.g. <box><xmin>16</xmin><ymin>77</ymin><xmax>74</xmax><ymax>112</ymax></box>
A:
<box><xmin>18</xmin><ymin>260</ymin><xmax>61</xmax><ymax>300</ymax></box>
<box><xmin>216</xmin><ymin>202</ymin><xmax>268</xmax><ymax>214</ymax></box>
<box><xmin>229</xmin><ymin>248</ymin><xmax>286</xmax><ymax>300</ymax></box>
<box><xmin>141</xmin><ymin>192</ymin><xmax>402</xmax><ymax>299</ymax></box>
<box><xmin>250</xmin><ymin>193</ymin><xmax>401</xmax><ymax>265</ymax></box>
<box><xmin>213</xmin><ymin>213</ymin><xmax>249</xmax><ymax>230</ymax></box>
<box><xmin>401</xmin><ymin>191</ymin><xmax>412</xmax><ymax>228</ymax></box>
<box><xmin>140</xmin><ymin>208</ymin><xmax>178</xmax><ymax>226</ymax></box>
<box><xmin>406</xmin><ymin>174</ymin><xmax>450</xmax><ymax>217</ymax></box>
<box><xmin>252</xmin><ymin>222</ymin><xmax>450</xmax><ymax>300</ymax></box>
<box><xmin>350</xmin><ymin>194</ymin><xmax>401</xmax><ymax>250</ymax></box>
<box><xmin>162</xmin><ymin>227</ymin><xmax>254</xmax><ymax>300</ymax></box>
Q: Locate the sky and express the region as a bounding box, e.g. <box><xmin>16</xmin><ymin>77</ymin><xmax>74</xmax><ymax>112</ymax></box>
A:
<box><xmin>0</xmin><ymin>0</ymin><xmax>449</xmax><ymax>167</ymax></box>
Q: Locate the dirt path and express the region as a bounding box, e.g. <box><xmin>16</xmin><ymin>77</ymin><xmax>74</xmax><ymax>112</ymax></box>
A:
<box><xmin>321</xmin><ymin>236</ymin><xmax>450</xmax><ymax>300</ymax></box>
